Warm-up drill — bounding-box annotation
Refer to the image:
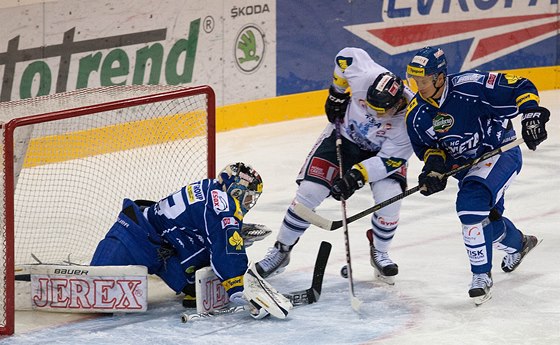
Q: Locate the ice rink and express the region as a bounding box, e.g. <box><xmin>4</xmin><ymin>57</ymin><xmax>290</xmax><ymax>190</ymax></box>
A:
<box><xmin>1</xmin><ymin>90</ymin><xmax>559</xmax><ymax>344</ymax></box>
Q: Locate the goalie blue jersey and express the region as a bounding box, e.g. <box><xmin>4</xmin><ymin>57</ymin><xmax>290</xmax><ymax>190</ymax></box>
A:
<box><xmin>405</xmin><ymin>71</ymin><xmax>540</xmax><ymax>169</ymax></box>
<box><xmin>92</xmin><ymin>178</ymin><xmax>248</xmax><ymax>297</ymax></box>
<box><xmin>145</xmin><ymin>178</ymin><xmax>248</xmax><ymax>295</ymax></box>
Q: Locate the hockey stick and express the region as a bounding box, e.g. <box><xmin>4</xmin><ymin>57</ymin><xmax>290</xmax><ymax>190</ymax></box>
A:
<box><xmin>181</xmin><ymin>241</ymin><xmax>332</xmax><ymax>322</ymax></box>
<box><xmin>283</xmin><ymin>240</ymin><xmax>331</xmax><ymax>305</ymax></box>
<box><xmin>334</xmin><ymin>120</ymin><xmax>362</xmax><ymax>312</ymax></box>
<box><xmin>295</xmin><ymin>138</ymin><xmax>525</xmax><ymax>231</ymax></box>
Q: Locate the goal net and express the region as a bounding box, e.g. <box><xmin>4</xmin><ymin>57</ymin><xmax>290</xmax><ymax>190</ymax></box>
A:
<box><xmin>0</xmin><ymin>84</ymin><xmax>216</xmax><ymax>335</ymax></box>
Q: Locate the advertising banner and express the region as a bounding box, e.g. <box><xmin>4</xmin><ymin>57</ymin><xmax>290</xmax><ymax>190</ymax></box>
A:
<box><xmin>277</xmin><ymin>0</ymin><xmax>559</xmax><ymax>95</ymax></box>
<box><xmin>0</xmin><ymin>0</ymin><xmax>276</xmax><ymax>105</ymax></box>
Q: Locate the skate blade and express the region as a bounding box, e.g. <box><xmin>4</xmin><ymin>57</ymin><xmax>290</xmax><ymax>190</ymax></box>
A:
<box><xmin>473</xmin><ymin>291</ymin><xmax>492</xmax><ymax>306</ymax></box>
<box><xmin>374</xmin><ymin>269</ymin><xmax>395</xmax><ymax>286</ymax></box>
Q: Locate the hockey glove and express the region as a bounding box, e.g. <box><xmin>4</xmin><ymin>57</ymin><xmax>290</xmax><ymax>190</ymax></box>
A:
<box><xmin>418</xmin><ymin>151</ymin><xmax>448</xmax><ymax>196</ymax></box>
<box><xmin>331</xmin><ymin>164</ymin><xmax>367</xmax><ymax>201</ymax></box>
<box><xmin>157</xmin><ymin>242</ymin><xmax>176</xmax><ymax>262</ymax></box>
<box><xmin>521</xmin><ymin>106</ymin><xmax>550</xmax><ymax>151</ymax></box>
<box><xmin>325</xmin><ymin>85</ymin><xmax>350</xmax><ymax>123</ymax></box>
<box><xmin>240</xmin><ymin>223</ymin><xmax>272</xmax><ymax>248</ymax></box>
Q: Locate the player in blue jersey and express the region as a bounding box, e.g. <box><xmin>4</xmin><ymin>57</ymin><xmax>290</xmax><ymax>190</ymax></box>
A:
<box><xmin>91</xmin><ymin>162</ymin><xmax>291</xmax><ymax>318</ymax></box>
<box><xmin>256</xmin><ymin>47</ymin><xmax>414</xmax><ymax>285</ymax></box>
<box><xmin>405</xmin><ymin>46</ymin><xmax>550</xmax><ymax>305</ymax></box>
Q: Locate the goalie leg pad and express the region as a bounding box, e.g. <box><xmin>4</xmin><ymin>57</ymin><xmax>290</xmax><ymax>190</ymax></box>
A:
<box><xmin>243</xmin><ymin>263</ymin><xmax>293</xmax><ymax>319</ymax></box>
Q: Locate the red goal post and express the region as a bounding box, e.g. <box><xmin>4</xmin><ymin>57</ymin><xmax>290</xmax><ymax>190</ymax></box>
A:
<box><xmin>0</xmin><ymin>84</ymin><xmax>216</xmax><ymax>335</ymax></box>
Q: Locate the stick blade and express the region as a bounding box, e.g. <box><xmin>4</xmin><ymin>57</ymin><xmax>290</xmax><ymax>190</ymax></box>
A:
<box><xmin>351</xmin><ymin>296</ymin><xmax>362</xmax><ymax>312</ymax></box>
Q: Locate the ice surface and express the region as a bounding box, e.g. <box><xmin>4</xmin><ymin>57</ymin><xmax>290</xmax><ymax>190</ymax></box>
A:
<box><xmin>2</xmin><ymin>90</ymin><xmax>559</xmax><ymax>345</ymax></box>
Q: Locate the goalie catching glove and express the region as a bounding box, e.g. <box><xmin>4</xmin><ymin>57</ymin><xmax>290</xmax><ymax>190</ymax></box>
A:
<box><xmin>230</xmin><ymin>262</ymin><xmax>293</xmax><ymax>320</ymax></box>
<box><xmin>418</xmin><ymin>150</ymin><xmax>447</xmax><ymax>196</ymax></box>
<box><xmin>240</xmin><ymin>223</ymin><xmax>272</xmax><ymax>248</ymax></box>
<box><xmin>331</xmin><ymin>163</ymin><xmax>367</xmax><ymax>201</ymax></box>
<box><xmin>521</xmin><ymin>106</ymin><xmax>550</xmax><ymax>151</ymax></box>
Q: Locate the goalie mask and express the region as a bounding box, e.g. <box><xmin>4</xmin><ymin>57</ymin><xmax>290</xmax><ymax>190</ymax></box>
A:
<box><xmin>365</xmin><ymin>72</ymin><xmax>405</xmax><ymax>117</ymax></box>
<box><xmin>218</xmin><ymin>162</ymin><xmax>263</xmax><ymax>215</ymax></box>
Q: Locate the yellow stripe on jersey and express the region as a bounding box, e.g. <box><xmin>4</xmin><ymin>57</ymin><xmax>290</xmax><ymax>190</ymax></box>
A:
<box><xmin>515</xmin><ymin>93</ymin><xmax>540</xmax><ymax>107</ymax></box>
<box><xmin>222</xmin><ymin>275</ymin><xmax>244</xmax><ymax>292</ymax></box>
<box><xmin>423</xmin><ymin>148</ymin><xmax>447</xmax><ymax>163</ymax></box>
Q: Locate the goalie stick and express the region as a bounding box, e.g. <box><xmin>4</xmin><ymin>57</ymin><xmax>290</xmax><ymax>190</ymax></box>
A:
<box><xmin>181</xmin><ymin>241</ymin><xmax>332</xmax><ymax>322</ymax></box>
<box><xmin>295</xmin><ymin>138</ymin><xmax>525</xmax><ymax>231</ymax></box>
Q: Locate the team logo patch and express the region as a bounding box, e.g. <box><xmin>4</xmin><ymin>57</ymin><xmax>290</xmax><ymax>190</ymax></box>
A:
<box><xmin>335</xmin><ymin>56</ymin><xmax>353</xmax><ymax>71</ymax></box>
<box><xmin>432</xmin><ymin>113</ymin><xmax>454</xmax><ymax>133</ymax></box>
<box><xmin>211</xmin><ymin>190</ymin><xmax>230</xmax><ymax>214</ymax></box>
<box><xmin>186</xmin><ymin>183</ymin><xmax>205</xmax><ymax>205</ymax></box>
<box><xmin>226</xmin><ymin>228</ymin><xmax>245</xmax><ymax>253</ymax></box>
<box><xmin>307</xmin><ymin>157</ymin><xmax>339</xmax><ymax>184</ymax></box>
<box><xmin>381</xmin><ymin>157</ymin><xmax>406</xmax><ymax>173</ymax></box>
<box><xmin>451</xmin><ymin>73</ymin><xmax>484</xmax><ymax>86</ymax></box>
<box><xmin>501</xmin><ymin>74</ymin><xmax>523</xmax><ymax>86</ymax></box>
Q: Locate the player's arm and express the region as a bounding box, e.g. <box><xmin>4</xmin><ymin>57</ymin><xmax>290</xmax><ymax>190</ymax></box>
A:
<box><xmin>485</xmin><ymin>73</ymin><xmax>550</xmax><ymax>150</ymax></box>
<box><xmin>404</xmin><ymin>98</ymin><xmax>448</xmax><ymax>196</ymax></box>
<box><xmin>324</xmin><ymin>49</ymin><xmax>352</xmax><ymax>124</ymax></box>
<box><xmin>206</xmin><ymin>213</ymin><xmax>291</xmax><ymax>319</ymax></box>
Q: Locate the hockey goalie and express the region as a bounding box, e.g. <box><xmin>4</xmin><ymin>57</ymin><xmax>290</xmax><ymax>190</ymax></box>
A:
<box><xmin>90</xmin><ymin>162</ymin><xmax>292</xmax><ymax>319</ymax></box>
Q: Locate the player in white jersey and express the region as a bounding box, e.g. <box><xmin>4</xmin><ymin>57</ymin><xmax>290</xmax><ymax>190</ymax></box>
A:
<box><xmin>256</xmin><ymin>47</ymin><xmax>414</xmax><ymax>284</ymax></box>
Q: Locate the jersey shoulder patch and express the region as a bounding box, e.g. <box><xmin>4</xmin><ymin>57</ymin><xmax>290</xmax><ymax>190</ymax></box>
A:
<box><xmin>336</xmin><ymin>55</ymin><xmax>353</xmax><ymax>71</ymax></box>
<box><xmin>498</xmin><ymin>73</ymin><xmax>526</xmax><ymax>88</ymax></box>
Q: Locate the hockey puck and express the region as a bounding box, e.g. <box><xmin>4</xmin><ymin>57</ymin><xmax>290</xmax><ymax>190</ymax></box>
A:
<box><xmin>340</xmin><ymin>265</ymin><xmax>348</xmax><ymax>279</ymax></box>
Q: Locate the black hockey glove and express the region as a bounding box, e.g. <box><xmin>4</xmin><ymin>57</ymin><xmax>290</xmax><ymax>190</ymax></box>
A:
<box><xmin>331</xmin><ymin>165</ymin><xmax>366</xmax><ymax>201</ymax></box>
<box><xmin>325</xmin><ymin>85</ymin><xmax>350</xmax><ymax>123</ymax></box>
<box><xmin>521</xmin><ymin>106</ymin><xmax>550</xmax><ymax>151</ymax></box>
<box><xmin>418</xmin><ymin>153</ymin><xmax>448</xmax><ymax>196</ymax></box>
<box><xmin>157</xmin><ymin>242</ymin><xmax>176</xmax><ymax>262</ymax></box>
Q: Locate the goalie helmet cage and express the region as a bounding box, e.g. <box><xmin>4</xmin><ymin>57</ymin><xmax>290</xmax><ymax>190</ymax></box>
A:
<box><xmin>0</xmin><ymin>84</ymin><xmax>216</xmax><ymax>335</ymax></box>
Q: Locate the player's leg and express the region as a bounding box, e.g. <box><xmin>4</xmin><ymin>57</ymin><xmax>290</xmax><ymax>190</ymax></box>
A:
<box><xmin>255</xmin><ymin>179</ymin><xmax>329</xmax><ymax>278</ymax></box>
<box><xmin>457</xmin><ymin>146</ymin><xmax>534</xmax><ymax>303</ymax></box>
<box><xmin>491</xmin><ymin>205</ymin><xmax>539</xmax><ymax>273</ymax></box>
<box><xmin>90</xmin><ymin>236</ymin><xmax>134</xmax><ymax>266</ymax></box>
<box><xmin>256</xmin><ymin>125</ymin><xmax>363</xmax><ymax>278</ymax></box>
<box><xmin>456</xmin><ymin>181</ymin><xmax>496</xmax><ymax>304</ymax></box>
<box><xmin>367</xmin><ymin>177</ymin><xmax>403</xmax><ymax>284</ymax></box>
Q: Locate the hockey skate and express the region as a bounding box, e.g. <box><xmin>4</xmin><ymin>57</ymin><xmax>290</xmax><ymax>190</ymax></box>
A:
<box><xmin>501</xmin><ymin>235</ymin><xmax>540</xmax><ymax>273</ymax></box>
<box><xmin>468</xmin><ymin>272</ymin><xmax>493</xmax><ymax>306</ymax></box>
<box><xmin>255</xmin><ymin>240</ymin><xmax>296</xmax><ymax>278</ymax></box>
<box><xmin>367</xmin><ymin>229</ymin><xmax>398</xmax><ymax>285</ymax></box>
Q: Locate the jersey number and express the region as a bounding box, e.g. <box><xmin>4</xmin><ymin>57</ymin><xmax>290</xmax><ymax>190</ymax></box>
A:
<box><xmin>156</xmin><ymin>190</ymin><xmax>187</xmax><ymax>219</ymax></box>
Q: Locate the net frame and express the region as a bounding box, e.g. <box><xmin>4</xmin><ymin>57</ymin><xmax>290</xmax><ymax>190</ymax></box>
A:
<box><xmin>0</xmin><ymin>84</ymin><xmax>216</xmax><ymax>335</ymax></box>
